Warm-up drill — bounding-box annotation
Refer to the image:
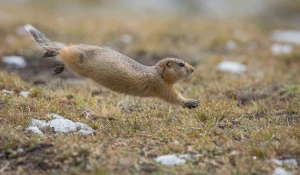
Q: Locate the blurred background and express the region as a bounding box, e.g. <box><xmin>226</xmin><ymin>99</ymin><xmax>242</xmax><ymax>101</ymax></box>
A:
<box><xmin>0</xmin><ymin>0</ymin><xmax>300</xmax><ymax>84</ymax></box>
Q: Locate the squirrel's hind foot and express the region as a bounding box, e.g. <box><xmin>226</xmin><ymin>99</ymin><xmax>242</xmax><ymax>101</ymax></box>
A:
<box><xmin>43</xmin><ymin>50</ymin><xmax>57</xmax><ymax>58</ymax></box>
<box><xmin>53</xmin><ymin>64</ymin><xmax>65</xmax><ymax>76</ymax></box>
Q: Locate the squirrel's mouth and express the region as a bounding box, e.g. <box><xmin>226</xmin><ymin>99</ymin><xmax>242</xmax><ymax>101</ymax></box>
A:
<box><xmin>185</xmin><ymin>72</ymin><xmax>193</xmax><ymax>78</ymax></box>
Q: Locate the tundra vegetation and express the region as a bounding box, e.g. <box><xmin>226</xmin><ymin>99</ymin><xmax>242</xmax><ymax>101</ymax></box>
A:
<box><xmin>0</xmin><ymin>1</ymin><xmax>299</xmax><ymax>175</ymax></box>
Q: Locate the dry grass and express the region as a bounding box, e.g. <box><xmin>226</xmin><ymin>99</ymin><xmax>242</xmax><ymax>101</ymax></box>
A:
<box><xmin>0</xmin><ymin>1</ymin><xmax>300</xmax><ymax>175</ymax></box>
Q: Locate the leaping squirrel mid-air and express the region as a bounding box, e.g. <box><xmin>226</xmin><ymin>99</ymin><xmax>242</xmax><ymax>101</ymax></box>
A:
<box><xmin>25</xmin><ymin>24</ymin><xmax>200</xmax><ymax>109</ymax></box>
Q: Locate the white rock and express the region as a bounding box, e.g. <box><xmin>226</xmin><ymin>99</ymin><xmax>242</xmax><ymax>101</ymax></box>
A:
<box><xmin>49</xmin><ymin>118</ymin><xmax>77</xmax><ymax>133</ymax></box>
<box><xmin>47</xmin><ymin>113</ymin><xmax>64</xmax><ymax>119</ymax></box>
<box><xmin>20</xmin><ymin>91</ymin><xmax>30</xmax><ymax>98</ymax></box>
<box><xmin>155</xmin><ymin>154</ymin><xmax>186</xmax><ymax>166</ymax></box>
<box><xmin>76</xmin><ymin>122</ymin><xmax>94</xmax><ymax>131</ymax></box>
<box><xmin>272</xmin><ymin>30</ymin><xmax>300</xmax><ymax>45</ymax></box>
<box><xmin>121</xmin><ymin>34</ymin><xmax>133</xmax><ymax>43</ymax></box>
<box><xmin>2</xmin><ymin>89</ymin><xmax>13</xmax><ymax>94</ymax></box>
<box><xmin>271</xmin><ymin>44</ymin><xmax>293</xmax><ymax>55</ymax></box>
<box><xmin>226</xmin><ymin>40</ymin><xmax>236</xmax><ymax>50</ymax></box>
<box><xmin>78</xmin><ymin>129</ymin><xmax>94</xmax><ymax>135</ymax></box>
<box><xmin>178</xmin><ymin>154</ymin><xmax>192</xmax><ymax>160</ymax></box>
<box><xmin>217</xmin><ymin>61</ymin><xmax>247</xmax><ymax>74</ymax></box>
<box><xmin>271</xmin><ymin>158</ymin><xmax>298</xmax><ymax>166</ymax></box>
<box><xmin>2</xmin><ymin>56</ymin><xmax>26</xmax><ymax>68</ymax></box>
<box><xmin>27</xmin><ymin>113</ymin><xmax>94</xmax><ymax>135</ymax></box>
<box><xmin>26</xmin><ymin>126</ymin><xmax>43</xmax><ymax>135</ymax></box>
<box><xmin>30</xmin><ymin>119</ymin><xmax>49</xmax><ymax>129</ymax></box>
<box><xmin>272</xmin><ymin>167</ymin><xmax>292</xmax><ymax>175</ymax></box>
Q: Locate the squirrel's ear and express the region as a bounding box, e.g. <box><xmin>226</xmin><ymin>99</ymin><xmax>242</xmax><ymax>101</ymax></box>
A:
<box><xmin>166</xmin><ymin>61</ymin><xmax>170</xmax><ymax>68</ymax></box>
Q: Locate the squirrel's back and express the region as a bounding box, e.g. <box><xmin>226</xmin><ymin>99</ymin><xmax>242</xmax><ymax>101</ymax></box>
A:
<box><xmin>61</xmin><ymin>45</ymin><xmax>159</xmax><ymax>96</ymax></box>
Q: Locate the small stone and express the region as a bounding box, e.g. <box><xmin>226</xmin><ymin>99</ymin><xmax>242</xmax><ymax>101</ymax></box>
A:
<box><xmin>271</xmin><ymin>43</ymin><xmax>293</xmax><ymax>55</ymax></box>
<box><xmin>272</xmin><ymin>167</ymin><xmax>292</xmax><ymax>175</ymax></box>
<box><xmin>20</xmin><ymin>91</ymin><xmax>30</xmax><ymax>98</ymax></box>
<box><xmin>17</xmin><ymin>148</ymin><xmax>25</xmax><ymax>153</ymax></box>
<box><xmin>217</xmin><ymin>61</ymin><xmax>247</xmax><ymax>74</ymax></box>
<box><xmin>2</xmin><ymin>89</ymin><xmax>13</xmax><ymax>94</ymax></box>
<box><xmin>76</xmin><ymin>122</ymin><xmax>94</xmax><ymax>131</ymax></box>
<box><xmin>26</xmin><ymin>126</ymin><xmax>43</xmax><ymax>135</ymax></box>
<box><xmin>155</xmin><ymin>154</ymin><xmax>186</xmax><ymax>166</ymax></box>
<box><xmin>30</xmin><ymin>119</ymin><xmax>49</xmax><ymax>129</ymax></box>
<box><xmin>2</xmin><ymin>56</ymin><xmax>26</xmax><ymax>68</ymax></box>
<box><xmin>78</xmin><ymin>129</ymin><xmax>94</xmax><ymax>135</ymax></box>
<box><xmin>272</xmin><ymin>30</ymin><xmax>300</xmax><ymax>45</ymax></box>
<box><xmin>270</xmin><ymin>158</ymin><xmax>298</xmax><ymax>166</ymax></box>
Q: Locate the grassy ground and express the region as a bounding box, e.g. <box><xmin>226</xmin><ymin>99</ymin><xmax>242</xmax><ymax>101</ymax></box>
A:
<box><xmin>0</xmin><ymin>1</ymin><xmax>300</xmax><ymax>175</ymax></box>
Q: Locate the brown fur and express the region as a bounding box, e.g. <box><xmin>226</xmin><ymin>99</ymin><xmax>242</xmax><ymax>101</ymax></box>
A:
<box><xmin>25</xmin><ymin>25</ymin><xmax>200</xmax><ymax>108</ymax></box>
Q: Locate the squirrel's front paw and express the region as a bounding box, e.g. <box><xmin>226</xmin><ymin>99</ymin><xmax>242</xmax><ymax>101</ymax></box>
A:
<box><xmin>183</xmin><ymin>99</ymin><xmax>200</xmax><ymax>109</ymax></box>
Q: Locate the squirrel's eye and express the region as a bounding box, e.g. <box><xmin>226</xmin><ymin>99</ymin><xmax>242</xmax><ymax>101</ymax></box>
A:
<box><xmin>178</xmin><ymin>62</ymin><xmax>185</xmax><ymax>67</ymax></box>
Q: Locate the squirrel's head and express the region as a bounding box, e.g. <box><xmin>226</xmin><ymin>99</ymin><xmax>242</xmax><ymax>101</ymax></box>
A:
<box><xmin>156</xmin><ymin>58</ymin><xmax>195</xmax><ymax>84</ymax></box>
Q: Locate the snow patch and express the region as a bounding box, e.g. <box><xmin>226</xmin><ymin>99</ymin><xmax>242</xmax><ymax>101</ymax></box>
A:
<box><xmin>272</xmin><ymin>167</ymin><xmax>292</xmax><ymax>175</ymax></box>
<box><xmin>271</xmin><ymin>43</ymin><xmax>293</xmax><ymax>55</ymax></box>
<box><xmin>272</xmin><ymin>30</ymin><xmax>300</xmax><ymax>45</ymax></box>
<box><xmin>155</xmin><ymin>154</ymin><xmax>191</xmax><ymax>166</ymax></box>
<box><xmin>2</xmin><ymin>89</ymin><xmax>13</xmax><ymax>94</ymax></box>
<box><xmin>217</xmin><ymin>61</ymin><xmax>247</xmax><ymax>74</ymax></box>
<box><xmin>27</xmin><ymin>114</ymin><xmax>94</xmax><ymax>135</ymax></box>
<box><xmin>20</xmin><ymin>91</ymin><xmax>30</xmax><ymax>98</ymax></box>
<box><xmin>2</xmin><ymin>56</ymin><xmax>26</xmax><ymax>68</ymax></box>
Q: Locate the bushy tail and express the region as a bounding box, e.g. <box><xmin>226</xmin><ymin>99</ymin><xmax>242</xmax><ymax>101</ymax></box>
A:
<box><xmin>24</xmin><ymin>24</ymin><xmax>63</xmax><ymax>57</ymax></box>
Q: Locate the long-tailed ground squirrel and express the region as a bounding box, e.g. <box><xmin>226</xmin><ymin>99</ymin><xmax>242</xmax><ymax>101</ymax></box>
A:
<box><xmin>25</xmin><ymin>24</ymin><xmax>200</xmax><ymax>109</ymax></box>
